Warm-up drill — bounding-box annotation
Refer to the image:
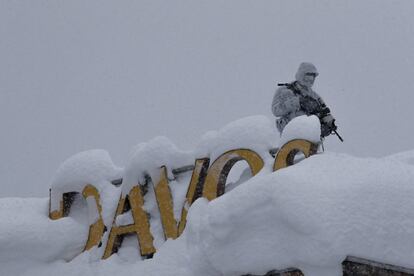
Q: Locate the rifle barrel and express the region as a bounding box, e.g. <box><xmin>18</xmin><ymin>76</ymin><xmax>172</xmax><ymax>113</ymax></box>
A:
<box><xmin>333</xmin><ymin>129</ymin><xmax>344</xmax><ymax>142</ymax></box>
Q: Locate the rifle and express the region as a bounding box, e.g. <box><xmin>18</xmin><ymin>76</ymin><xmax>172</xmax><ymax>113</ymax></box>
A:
<box><xmin>278</xmin><ymin>82</ymin><xmax>344</xmax><ymax>142</ymax></box>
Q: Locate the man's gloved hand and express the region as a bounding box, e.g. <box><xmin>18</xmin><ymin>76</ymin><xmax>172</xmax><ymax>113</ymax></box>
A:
<box><xmin>321</xmin><ymin>114</ymin><xmax>335</xmax><ymax>127</ymax></box>
<box><xmin>320</xmin><ymin>114</ymin><xmax>337</xmax><ymax>137</ymax></box>
<box><xmin>320</xmin><ymin>106</ymin><xmax>331</xmax><ymax>115</ymax></box>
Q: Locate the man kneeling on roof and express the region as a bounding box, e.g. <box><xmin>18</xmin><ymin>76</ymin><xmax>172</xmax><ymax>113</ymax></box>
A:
<box><xmin>271</xmin><ymin>62</ymin><xmax>341</xmax><ymax>141</ymax></box>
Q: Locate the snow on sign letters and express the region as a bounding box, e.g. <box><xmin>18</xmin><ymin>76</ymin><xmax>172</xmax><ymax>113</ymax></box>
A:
<box><xmin>49</xmin><ymin>139</ymin><xmax>318</xmax><ymax>259</ymax></box>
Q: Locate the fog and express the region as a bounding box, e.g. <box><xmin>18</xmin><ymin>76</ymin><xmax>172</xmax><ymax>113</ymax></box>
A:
<box><xmin>1</xmin><ymin>0</ymin><xmax>414</xmax><ymax>197</ymax></box>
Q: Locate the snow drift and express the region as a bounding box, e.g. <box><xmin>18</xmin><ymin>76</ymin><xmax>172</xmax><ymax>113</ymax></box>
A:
<box><xmin>1</xmin><ymin>115</ymin><xmax>413</xmax><ymax>276</ymax></box>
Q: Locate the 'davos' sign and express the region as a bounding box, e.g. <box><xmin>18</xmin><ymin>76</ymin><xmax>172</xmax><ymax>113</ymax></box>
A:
<box><xmin>49</xmin><ymin>139</ymin><xmax>318</xmax><ymax>259</ymax></box>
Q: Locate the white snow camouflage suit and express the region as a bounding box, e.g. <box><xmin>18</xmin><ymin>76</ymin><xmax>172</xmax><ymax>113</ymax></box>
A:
<box><xmin>271</xmin><ymin>63</ymin><xmax>327</xmax><ymax>134</ymax></box>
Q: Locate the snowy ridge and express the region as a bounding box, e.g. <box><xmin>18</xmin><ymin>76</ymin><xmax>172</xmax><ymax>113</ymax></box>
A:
<box><xmin>1</xmin><ymin>116</ymin><xmax>413</xmax><ymax>276</ymax></box>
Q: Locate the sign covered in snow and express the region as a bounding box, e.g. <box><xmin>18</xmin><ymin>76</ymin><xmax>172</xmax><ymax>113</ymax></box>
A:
<box><xmin>49</xmin><ymin>139</ymin><xmax>318</xmax><ymax>259</ymax></box>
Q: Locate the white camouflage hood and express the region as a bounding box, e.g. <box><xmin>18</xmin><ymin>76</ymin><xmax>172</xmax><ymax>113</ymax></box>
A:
<box><xmin>295</xmin><ymin>62</ymin><xmax>319</xmax><ymax>83</ymax></box>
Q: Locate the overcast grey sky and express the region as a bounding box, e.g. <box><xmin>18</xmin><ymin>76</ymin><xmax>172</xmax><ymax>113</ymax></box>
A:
<box><xmin>1</xmin><ymin>0</ymin><xmax>414</xmax><ymax>197</ymax></box>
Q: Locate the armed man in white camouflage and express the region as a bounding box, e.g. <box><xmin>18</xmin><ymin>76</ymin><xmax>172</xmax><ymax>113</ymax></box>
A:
<box><xmin>271</xmin><ymin>62</ymin><xmax>342</xmax><ymax>141</ymax></box>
